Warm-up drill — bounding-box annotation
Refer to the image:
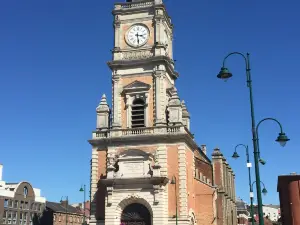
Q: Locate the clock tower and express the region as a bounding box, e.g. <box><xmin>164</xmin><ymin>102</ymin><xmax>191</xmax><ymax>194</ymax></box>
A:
<box><xmin>89</xmin><ymin>1</ymin><xmax>238</xmax><ymax>225</ymax></box>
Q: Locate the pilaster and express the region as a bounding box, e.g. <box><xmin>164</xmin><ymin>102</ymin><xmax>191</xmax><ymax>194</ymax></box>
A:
<box><xmin>178</xmin><ymin>144</ymin><xmax>188</xmax><ymax>218</ymax></box>
<box><xmin>154</xmin><ymin>70</ymin><xmax>167</xmax><ymax>126</ymax></box>
<box><xmin>112</xmin><ymin>74</ymin><xmax>121</xmax><ymax>128</ymax></box>
<box><xmin>90</xmin><ymin>148</ymin><xmax>99</xmax><ymax>222</ymax></box>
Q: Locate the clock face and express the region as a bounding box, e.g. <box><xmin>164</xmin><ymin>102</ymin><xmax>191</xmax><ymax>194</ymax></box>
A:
<box><xmin>126</xmin><ymin>24</ymin><xmax>149</xmax><ymax>47</ymax></box>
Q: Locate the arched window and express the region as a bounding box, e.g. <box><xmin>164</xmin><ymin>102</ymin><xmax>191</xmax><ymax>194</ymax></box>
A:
<box><xmin>131</xmin><ymin>98</ymin><xmax>145</xmax><ymax>128</ymax></box>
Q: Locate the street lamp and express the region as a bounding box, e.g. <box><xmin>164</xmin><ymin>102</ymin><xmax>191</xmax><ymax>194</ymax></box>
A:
<box><xmin>232</xmin><ymin>144</ymin><xmax>257</xmax><ymax>225</ymax></box>
<box><xmin>251</xmin><ymin>181</ymin><xmax>268</xmax><ymax>197</ymax></box>
<box><xmin>170</xmin><ymin>176</ymin><xmax>178</xmax><ymax>225</ymax></box>
<box><xmin>256</xmin><ymin>118</ymin><xmax>290</xmax><ymax>160</ymax></box>
<box><xmin>79</xmin><ymin>185</ymin><xmax>86</xmax><ymax>225</ymax></box>
<box><xmin>216</xmin><ymin>52</ymin><xmax>290</xmax><ymax>225</ymax></box>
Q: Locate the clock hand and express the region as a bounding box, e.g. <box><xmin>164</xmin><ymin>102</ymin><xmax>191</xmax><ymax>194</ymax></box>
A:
<box><xmin>135</xmin><ymin>32</ymin><xmax>140</xmax><ymax>44</ymax></box>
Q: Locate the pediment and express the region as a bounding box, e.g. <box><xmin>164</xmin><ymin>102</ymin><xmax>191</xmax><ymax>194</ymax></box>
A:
<box><xmin>123</xmin><ymin>80</ymin><xmax>151</xmax><ymax>92</ymax></box>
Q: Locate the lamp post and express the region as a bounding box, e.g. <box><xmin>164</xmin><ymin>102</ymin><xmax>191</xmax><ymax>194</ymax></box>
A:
<box><xmin>79</xmin><ymin>185</ymin><xmax>86</xmax><ymax>225</ymax></box>
<box><xmin>216</xmin><ymin>52</ymin><xmax>290</xmax><ymax>225</ymax></box>
<box><xmin>232</xmin><ymin>144</ymin><xmax>255</xmax><ymax>225</ymax></box>
<box><xmin>170</xmin><ymin>176</ymin><xmax>178</xmax><ymax>225</ymax></box>
<box><xmin>250</xmin><ymin>181</ymin><xmax>268</xmax><ymax>224</ymax></box>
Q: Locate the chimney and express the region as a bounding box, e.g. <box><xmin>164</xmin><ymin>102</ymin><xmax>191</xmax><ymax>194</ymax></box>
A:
<box><xmin>60</xmin><ymin>200</ymin><xmax>69</xmax><ymax>208</ymax></box>
<box><xmin>201</xmin><ymin>145</ymin><xmax>207</xmax><ymax>155</ymax></box>
<box><xmin>290</xmin><ymin>172</ymin><xmax>297</xmax><ymax>175</ymax></box>
<box><xmin>0</xmin><ymin>164</ymin><xmax>3</xmax><ymax>181</ymax></box>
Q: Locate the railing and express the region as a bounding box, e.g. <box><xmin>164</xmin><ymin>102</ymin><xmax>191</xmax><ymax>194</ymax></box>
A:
<box><xmin>115</xmin><ymin>1</ymin><xmax>154</xmax><ymax>10</ymax></box>
<box><xmin>92</xmin><ymin>126</ymin><xmax>193</xmax><ymax>139</ymax></box>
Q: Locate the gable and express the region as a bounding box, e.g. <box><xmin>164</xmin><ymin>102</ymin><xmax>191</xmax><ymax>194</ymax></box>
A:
<box><xmin>123</xmin><ymin>80</ymin><xmax>151</xmax><ymax>92</ymax></box>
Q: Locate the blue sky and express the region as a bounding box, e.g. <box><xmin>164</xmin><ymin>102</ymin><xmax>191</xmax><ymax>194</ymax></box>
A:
<box><xmin>0</xmin><ymin>0</ymin><xmax>299</xmax><ymax>205</ymax></box>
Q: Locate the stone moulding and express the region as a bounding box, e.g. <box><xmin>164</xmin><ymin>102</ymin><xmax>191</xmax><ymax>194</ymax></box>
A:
<box><xmin>122</xmin><ymin>50</ymin><xmax>153</xmax><ymax>60</ymax></box>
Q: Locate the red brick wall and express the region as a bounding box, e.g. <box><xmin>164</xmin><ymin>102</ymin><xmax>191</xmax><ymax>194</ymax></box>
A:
<box><xmin>195</xmin><ymin>157</ymin><xmax>213</xmax><ymax>181</ymax></box>
<box><xmin>194</xmin><ymin>181</ymin><xmax>215</xmax><ymax>224</ymax></box>
<box><xmin>167</xmin><ymin>145</ymin><xmax>179</xmax><ymax>217</ymax></box>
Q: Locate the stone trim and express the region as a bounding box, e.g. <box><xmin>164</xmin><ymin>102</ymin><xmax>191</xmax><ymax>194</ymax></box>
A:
<box><xmin>90</xmin><ymin>148</ymin><xmax>99</xmax><ymax>222</ymax></box>
<box><xmin>178</xmin><ymin>144</ymin><xmax>188</xmax><ymax>217</ymax></box>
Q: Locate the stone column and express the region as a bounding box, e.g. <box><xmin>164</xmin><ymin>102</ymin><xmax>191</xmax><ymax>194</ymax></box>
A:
<box><xmin>90</xmin><ymin>148</ymin><xmax>98</xmax><ymax>223</ymax></box>
<box><xmin>112</xmin><ymin>74</ymin><xmax>121</xmax><ymax>128</ymax></box>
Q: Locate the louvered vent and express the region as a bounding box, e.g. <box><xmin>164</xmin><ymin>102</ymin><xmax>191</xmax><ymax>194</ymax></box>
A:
<box><xmin>131</xmin><ymin>98</ymin><xmax>145</xmax><ymax>128</ymax></box>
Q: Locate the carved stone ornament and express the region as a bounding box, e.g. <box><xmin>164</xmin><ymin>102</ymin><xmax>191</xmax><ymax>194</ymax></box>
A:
<box><xmin>126</xmin><ymin>193</ymin><xmax>141</xmax><ymax>201</ymax></box>
<box><xmin>153</xmin><ymin>185</ymin><xmax>160</xmax><ymax>204</ymax></box>
<box><xmin>107</xmin><ymin>153</ymin><xmax>117</xmax><ymax>167</ymax></box>
<box><xmin>122</xmin><ymin>50</ymin><xmax>153</xmax><ymax>60</ymax></box>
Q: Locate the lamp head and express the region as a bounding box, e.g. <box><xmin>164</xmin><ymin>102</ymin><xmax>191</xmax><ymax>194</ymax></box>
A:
<box><xmin>232</xmin><ymin>151</ymin><xmax>240</xmax><ymax>159</ymax></box>
<box><xmin>262</xmin><ymin>187</ymin><xmax>268</xmax><ymax>196</ymax></box>
<box><xmin>217</xmin><ymin>67</ymin><xmax>232</xmax><ymax>81</ymax></box>
<box><xmin>259</xmin><ymin>158</ymin><xmax>266</xmax><ymax>165</ymax></box>
<box><xmin>276</xmin><ymin>132</ymin><xmax>290</xmax><ymax>147</ymax></box>
<box><xmin>79</xmin><ymin>187</ymin><xmax>84</xmax><ymax>192</ymax></box>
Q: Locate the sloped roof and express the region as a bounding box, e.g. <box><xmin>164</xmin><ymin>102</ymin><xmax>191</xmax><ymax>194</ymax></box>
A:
<box><xmin>46</xmin><ymin>201</ymin><xmax>81</xmax><ymax>214</ymax></box>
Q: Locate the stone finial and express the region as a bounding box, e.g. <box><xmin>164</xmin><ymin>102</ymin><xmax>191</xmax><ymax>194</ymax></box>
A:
<box><xmin>96</xmin><ymin>94</ymin><xmax>109</xmax><ymax>113</ymax></box>
<box><xmin>168</xmin><ymin>87</ymin><xmax>181</xmax><ymax>106</ymax></box>
<box><xmin>96</xmin><ymin>94</ymin><xmax>110</xmax><ymax>130</ymax></box>
<box><xmin>211</xmin><ymin>147</ymin><xmax>223</xmax><ymax>157</ymax></box>
<box><xmin>181</xmin><ymin>100</ymin><xmax>190</xmax><ymax>118</ymax></box>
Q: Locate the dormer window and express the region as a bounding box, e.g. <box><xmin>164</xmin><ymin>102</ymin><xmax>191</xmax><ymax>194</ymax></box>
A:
<box><xmin>131</xmin><ymin>98</ymin><xmax>145</xmax><ymax>128</ymax></box>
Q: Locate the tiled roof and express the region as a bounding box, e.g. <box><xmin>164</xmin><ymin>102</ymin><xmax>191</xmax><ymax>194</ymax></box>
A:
<box><xmin>46</xmin><ymin>201</ymin><xmax>81</xmax><ymax>214</ymax></box>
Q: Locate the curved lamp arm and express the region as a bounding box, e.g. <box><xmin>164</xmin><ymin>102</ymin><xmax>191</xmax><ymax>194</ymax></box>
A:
<box><xmin>252</xmin><ymin>181</ymin><xmax>266</xmax><ymax>190</ymax></box>
<box><xmin>256</xmin><ymin>117</ymin><xmax>288</xmax><ymax>157</ymax></box>
<box><xmin>222</xmin><ymin>52</ymin><xmax>248</xmax><ymax>68</ymax></box>
<box><xmin>221</xmin><ymin>52</ymin><xmax>251</xmax><ymax>85</ymax></box>
<box><xmin>234</xmin><ymin>144</ymin><xmax>249</xmax><ymax>163</ymax></box>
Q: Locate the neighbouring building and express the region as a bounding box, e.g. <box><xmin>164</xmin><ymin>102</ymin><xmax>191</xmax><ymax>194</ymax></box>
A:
<box><xmin>39</xmin><ymin>200</ymin><xmax>84</xmax><ymax>225</ymax></box>
<box><xmin>277</xmin><ymin>173</ymin><xmax>300</xmax><ymax>225</ymax></box>
<box><xmin>88</xmin><ymin>0</ymin><xmax>237</xmax><ymax>225</ymax></box>
<box><xmin>262</xmin><ymin>205</ymin><xmax>281</xmax><ymax>222</ymax></box>
<box><xmin>236</xmin><ymin>198</ymin><xmax>249</xmax><ymax>225</ymax></box>
<box><xmin>71</xmin><ymin>201</ymin><xmax>90</xmax><ymax>224</ymax></box>
<box><xmin>0</xmin><ymin>164</ymin><xmax>46</xmax><ymax>225</ymax></box>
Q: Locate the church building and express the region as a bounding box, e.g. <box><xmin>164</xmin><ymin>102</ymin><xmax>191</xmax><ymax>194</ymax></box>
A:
<box><xmin>88</xmin><ymin>0</ymin><xmax>237</xmax><ymax>224</ymax></box>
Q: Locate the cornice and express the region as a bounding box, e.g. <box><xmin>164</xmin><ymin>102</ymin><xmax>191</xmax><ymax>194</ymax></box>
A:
<box><xmin>88</xmin><ymin>131</ymin><xmax>197</xmax><ymax>151</ymax></box>
<box><xmin>107</xmin><ymin>55</ymin><xmax>179</xmax><ymax>79</ymax></box>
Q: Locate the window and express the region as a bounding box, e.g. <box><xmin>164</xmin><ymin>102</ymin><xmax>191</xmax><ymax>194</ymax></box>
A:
<box><xmin>131</xmin><ymin>98</ymin><xmax>145</xmax><ymax>128</ymax></box>
<box><xmin>9</xmin><ymin>200</ymin><xmax>13</xmax><ymax>208</ymax></box>
<box><xmin>4</xmin><ymin>199</ymin><xmax>8</xmax><ymax>208</ymax></box>
<box><xmin>25</xmin><ymin>202</ymin><xmax>28</xmax><ymax>210</ymax></box>
<box><xmin>23</xmin><ymin>187</ymin><xmax>28</xmax><ymax>198</ymax></box>
<box><xmin>53</xmin><ymin>214</ymin><xmax>56</xmax><ymax>221</ymax></box>
<box><xmin>13</xmin><ymin>201</ymin><xmax>18</xmax><ymax>209</ymax></box>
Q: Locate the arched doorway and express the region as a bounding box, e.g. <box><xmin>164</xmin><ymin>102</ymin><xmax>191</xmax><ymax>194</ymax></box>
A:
<box><xmin>121</xmin><ymin>203</ymin><xmax>151</xmax><ymax>225</ymax></box>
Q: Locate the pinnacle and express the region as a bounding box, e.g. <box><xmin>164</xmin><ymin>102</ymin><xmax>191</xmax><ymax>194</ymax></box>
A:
<box><xmin>212</xmin><ymin>147</ymin><xmax>223</xmax><ymax>157</ymax></box>
<box><xmin>96</xmin><ymin>93</ymin><xmax>109</xmax><ymax>112</ymax></box>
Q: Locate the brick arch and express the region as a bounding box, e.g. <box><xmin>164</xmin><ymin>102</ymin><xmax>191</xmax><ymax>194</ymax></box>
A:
<box><xmin>116</xmin><ymin>194</ymin><xmax>153</xmax><ymax>220</ymax></box>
